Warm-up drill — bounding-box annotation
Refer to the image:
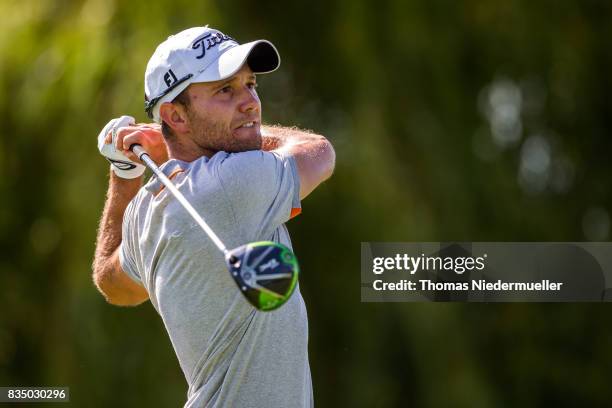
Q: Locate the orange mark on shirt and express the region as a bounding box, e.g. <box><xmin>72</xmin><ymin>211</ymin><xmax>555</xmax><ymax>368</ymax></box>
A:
<box><xmin>290</xmin><ymin>208</ymin><xmax>302</xmax><ymax>219</ymax></box>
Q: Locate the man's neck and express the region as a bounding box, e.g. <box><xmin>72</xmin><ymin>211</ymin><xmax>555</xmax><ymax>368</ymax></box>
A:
<box><xmin>167</xmin><ymin>136</ymin><xmax>216</xmax><ymax>162</ymax></box>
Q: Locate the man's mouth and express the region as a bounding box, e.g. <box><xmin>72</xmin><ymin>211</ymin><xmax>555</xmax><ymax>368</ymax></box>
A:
<box><xmin>236</xmin><ymin>121</ymin><xmax>258</xmax><ymax>129</ymax></box>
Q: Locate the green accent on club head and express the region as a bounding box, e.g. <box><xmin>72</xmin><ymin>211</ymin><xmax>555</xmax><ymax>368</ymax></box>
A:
<box><xmin>249</xmin><ymin>241</ymin><xmax>299</xmax><ymax>311</ymax></box>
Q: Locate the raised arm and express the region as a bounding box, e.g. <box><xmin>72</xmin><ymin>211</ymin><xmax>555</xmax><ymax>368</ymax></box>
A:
<box><xmin>262</xmin><ymin>125</ymin><xmax>335</xmax><ymax>199</ymax></box>
<box><xmin>93</xmin><ymin>174</ymin><xmax>149</xmax><ymax>306</ymax></box>
<box><xmin>93</xmin><ymin>119</ymin><xmax>167</xmax><ymax>306</ymax></box>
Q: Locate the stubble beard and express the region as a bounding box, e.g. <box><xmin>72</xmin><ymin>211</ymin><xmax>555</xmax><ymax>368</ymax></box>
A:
<box><xmin>188</xmin><ymin>110</ymin><xmax>262</xmax><ymax>154</ymax></box>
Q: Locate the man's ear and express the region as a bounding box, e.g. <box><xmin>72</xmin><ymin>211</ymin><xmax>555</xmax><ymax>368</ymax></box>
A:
<box><xmin>159</xmin><ymin>102</ymin><xmax>190</xmax><ymax>134</ymax></box>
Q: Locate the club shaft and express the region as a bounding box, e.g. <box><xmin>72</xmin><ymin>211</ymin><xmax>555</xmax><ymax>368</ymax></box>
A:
<box><xmin>132</xmin><ymin>145</ymin><xmax>228</xmax><ymax>255</ymax></box>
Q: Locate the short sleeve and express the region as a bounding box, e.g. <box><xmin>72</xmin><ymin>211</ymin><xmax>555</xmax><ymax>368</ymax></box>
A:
<box><xmin>119</xmin><ymin>199</ymin><xmax>144</xmax><ymax>285</ymax></box>
<box><xmin>217</xmin><ymin>150</ymin><xmax>301</xmax><ymax>237</ymax></box>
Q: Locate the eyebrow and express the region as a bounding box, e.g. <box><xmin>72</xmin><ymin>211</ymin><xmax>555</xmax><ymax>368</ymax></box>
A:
<box><xmin>214</xmin><ymin>74</ymin><xmax>257</xmax><ymax>90</ymax></box>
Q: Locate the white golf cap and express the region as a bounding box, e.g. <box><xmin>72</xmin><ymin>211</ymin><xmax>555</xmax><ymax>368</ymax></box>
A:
<box><xmin>144</xmin><ymin>26</ymin><xmax>280</xmax><ymax>122</ymax></box>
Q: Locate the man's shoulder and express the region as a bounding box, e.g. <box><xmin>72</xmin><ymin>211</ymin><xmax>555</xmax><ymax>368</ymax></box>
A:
<box><xmin>213</xmin><ymin>150</ymin><xmax>287</xmax><ymax>174</ymax></box>
<box><xmin>214</xmin><ymin>149</ymin><xmax>280</xmax><ymax>163</ymax></box>
<box><xmin>192</xmin><ymin>150</ymin><xmax>263</xmax><ymax>174</ymax></box>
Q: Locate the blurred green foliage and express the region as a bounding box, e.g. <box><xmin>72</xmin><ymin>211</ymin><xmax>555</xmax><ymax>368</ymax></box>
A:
<box><xmin>1</xmin><ymin>0</ymin><xmax>612</xmax><ymax>406</ymax></box>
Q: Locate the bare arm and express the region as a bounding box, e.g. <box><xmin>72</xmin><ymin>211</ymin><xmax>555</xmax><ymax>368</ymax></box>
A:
<box><xmin>92</xmin><ymin>173</ymin><xmax>149</xmax><ymax>306</ymax></box>
<box><xmin>92</xmin><ymin>123</ymin><xmax>166</xmax><ymax>306</ymax></box>
<box><xmin>262</xmin><ymin>125</ymin><xmax>335</xmax><ymax>199</ymax></box>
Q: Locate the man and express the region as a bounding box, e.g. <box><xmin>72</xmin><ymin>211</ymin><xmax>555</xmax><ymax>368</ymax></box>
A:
<box><xmin>92</xmin><ymin>26</ymin><xmax>335</xmax><ymax>407</ymax></box>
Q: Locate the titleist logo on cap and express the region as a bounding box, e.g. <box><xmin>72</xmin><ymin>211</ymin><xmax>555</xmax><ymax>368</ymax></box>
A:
<box><xmin>192</xmin><ymin>32</ymin><xmax>235</xmax><ymax>59</ymax></box>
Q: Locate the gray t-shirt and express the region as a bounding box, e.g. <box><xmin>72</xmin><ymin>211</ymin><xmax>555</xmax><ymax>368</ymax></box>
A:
<box><xmin>119</xmin><ymin>150</ymin><xmax>312</xmax><ymax>408</ymax></box>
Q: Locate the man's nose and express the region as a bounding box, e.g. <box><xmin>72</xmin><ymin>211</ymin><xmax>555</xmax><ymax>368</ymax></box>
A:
<box><xmin>238</xmin><ymin>86</ymin><xmax>259</xmax><ymax>113</ymax></box>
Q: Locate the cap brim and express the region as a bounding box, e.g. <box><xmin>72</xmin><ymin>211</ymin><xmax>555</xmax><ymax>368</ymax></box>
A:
<box><xmin>192</xmin><ymin>40</ymin><xmax>281</xmax><ymax>83</ymax></box>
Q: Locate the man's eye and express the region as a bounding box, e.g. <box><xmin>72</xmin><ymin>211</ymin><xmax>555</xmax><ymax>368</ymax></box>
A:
<box><xmin>248</xmin><ymin>82</ymin><xmax>258</xmax><ymax>89</ymax></box>
<box><xmin>219</xmin><ymin>86</ymin><xmax>232</xmax><ymax>94</ymax></box>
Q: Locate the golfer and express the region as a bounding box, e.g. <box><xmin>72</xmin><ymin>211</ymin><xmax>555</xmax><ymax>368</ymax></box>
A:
<box><xmin>92</xmin><ymin>26</ymin><xmax>335</xmax><ymax>407</ymax></box>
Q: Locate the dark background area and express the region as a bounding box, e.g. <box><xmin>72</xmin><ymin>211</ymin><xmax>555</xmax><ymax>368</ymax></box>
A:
<box><xmin>1</xmin><ymin>0</ymin><xmax>611</xmax><ymax>406</ymax></box>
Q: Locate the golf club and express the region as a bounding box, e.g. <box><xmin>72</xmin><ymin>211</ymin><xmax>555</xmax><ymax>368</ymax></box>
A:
<box><xmin>130</xmin><ymin>144</ymin><xmax>299</xmax><ymax>311</ymax></box>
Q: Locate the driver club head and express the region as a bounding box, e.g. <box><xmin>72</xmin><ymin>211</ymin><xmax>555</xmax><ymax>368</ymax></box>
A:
<box><xmin>226</xmin><ymin>241</ymin><xmax>299</xmax><ymax>311</ymax></box>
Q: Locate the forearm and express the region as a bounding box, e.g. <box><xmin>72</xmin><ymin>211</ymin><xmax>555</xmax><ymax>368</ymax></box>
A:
<box><xmin>261</xmin><ymin>124</ymin><xmax>324</xmax><ymax>152</ymax></box>
<box><xmin>92</xmin><ymin>172</ymin><xmax>144</xmax><ymax>303</ymax></box>
<box><xmin>93</xmin><ymin>116</ymin><xmax>154</xmax><ymax>305</ymax></box>
<box><xmin>94</xmin><ymin>173</ymin><xmax>142</xmax><ymax>263</ymax></box>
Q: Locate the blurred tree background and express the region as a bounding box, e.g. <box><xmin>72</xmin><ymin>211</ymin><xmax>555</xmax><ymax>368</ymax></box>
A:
<box><xmin>1</xmin><ymin>0</ymin><xmax>611</xmax><ymax>406</ymax></box>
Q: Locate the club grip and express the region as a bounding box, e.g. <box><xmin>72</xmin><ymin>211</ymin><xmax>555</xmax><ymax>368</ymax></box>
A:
<box><xmin>129</xmin><ymin>144</ymin><xmax>147</xmax><ymax>160</ymax></box>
